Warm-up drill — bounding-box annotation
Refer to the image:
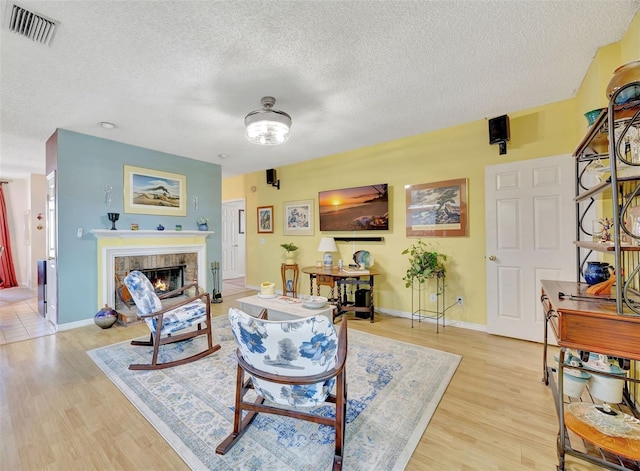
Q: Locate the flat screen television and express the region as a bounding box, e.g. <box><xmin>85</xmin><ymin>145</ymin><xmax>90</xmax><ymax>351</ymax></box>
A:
<box><xmin>318</xmin><ymin>184</ymin><xmax>388</xmax><ymax>231</ymax></box>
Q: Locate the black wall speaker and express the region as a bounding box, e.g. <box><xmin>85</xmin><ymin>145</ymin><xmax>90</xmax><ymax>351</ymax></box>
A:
<box><xmin>266</xmin><ymin>169</ymin><xmax>277</xmax><ymax>185</ymax></box>
<box><xmin>488</xmin><ymin>115</ymin><xmax>510</xmax><ymax>144</ymax></box>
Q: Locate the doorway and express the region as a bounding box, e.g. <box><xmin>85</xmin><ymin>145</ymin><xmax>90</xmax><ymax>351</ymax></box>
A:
<box><xmin>221</xmin><ymin>199</ymin><xmax>246</xmax><ymax>280</ymax></box>
<box><xmin>485</xmin><ymin>154</ymin><xmax>574</xmax><ymax>342</ymax></box>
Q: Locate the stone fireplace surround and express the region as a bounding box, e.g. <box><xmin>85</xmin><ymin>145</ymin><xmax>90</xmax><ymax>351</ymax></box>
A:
<box><xmin>91</xmin><ymin>230</ymin><xmax>212</xmax><ymax>319</ymax></box>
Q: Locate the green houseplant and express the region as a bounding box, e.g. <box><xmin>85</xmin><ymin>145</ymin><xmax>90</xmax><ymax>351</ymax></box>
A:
<box><xmin>280</xmin><ymin>242</ymin><xmax>299</xmax><ymax>264</ymax></box>
<box><xmin>402</xmin><ymin>240</ymin><xmax>446</xmax><ymax>288</ymax></box>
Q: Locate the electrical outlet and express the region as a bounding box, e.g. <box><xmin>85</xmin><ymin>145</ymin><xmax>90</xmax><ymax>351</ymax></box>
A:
<box><xmin>456</xmin><ymin>296</ymin><xmax>464</xmax><ymax>306</ymax></box>
<box><xmin>430</xmin><ymin>293</ymin><xmax>437</xmax><ymax>302</ymax></box>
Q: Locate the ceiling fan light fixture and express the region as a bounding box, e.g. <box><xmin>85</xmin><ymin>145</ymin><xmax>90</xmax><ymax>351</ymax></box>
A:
<box><xmin>244</xmin><ymin>96</ymin><xmax>291</xmax><ymax>145</ymax></box>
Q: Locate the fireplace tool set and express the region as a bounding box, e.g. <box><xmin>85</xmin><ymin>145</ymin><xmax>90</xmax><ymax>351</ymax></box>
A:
<box><xmin>210</xmin><ymin>262</ymin><xmax>223</xmax><ymax>303</ymax></box>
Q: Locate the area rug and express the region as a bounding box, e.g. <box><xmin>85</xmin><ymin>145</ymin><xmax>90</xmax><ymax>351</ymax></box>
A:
<box><xmin>88</xmin><ymin>315</ymin><xmax>461</xmax><ymax>470</ymax></box>
<box><xmin>0</xmin><ymin>287</ymin><xmax>35</xmax><ymax>306</ymax></box>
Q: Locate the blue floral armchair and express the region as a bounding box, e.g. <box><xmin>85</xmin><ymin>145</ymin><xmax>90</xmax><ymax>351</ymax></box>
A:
<box><xmin>123</xmin><ymin>270</ymin><xmax>221</xmax><ymax>370</ymax></box>
<box><xmin>216</xmin><ymin>307</ymin><xmax>348</xmax><ymax>470</ymax></box>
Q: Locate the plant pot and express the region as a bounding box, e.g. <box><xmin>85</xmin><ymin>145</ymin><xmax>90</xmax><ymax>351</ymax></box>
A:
<box><xmin>198</xmin><ymin>224</ymin><xmax>208</xmax><ymax>231</ymax></box>
<box><xmin>285</xmin><ymin>251</ymin><xmax>297</xmax><ymax>264</ymax></box>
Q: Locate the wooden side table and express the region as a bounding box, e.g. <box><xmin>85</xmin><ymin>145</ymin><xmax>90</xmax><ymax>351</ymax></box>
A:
<box><xmin>281</xmin><ymin>263</ymin><xmax>299</xmax><ymax>298</ymax></box>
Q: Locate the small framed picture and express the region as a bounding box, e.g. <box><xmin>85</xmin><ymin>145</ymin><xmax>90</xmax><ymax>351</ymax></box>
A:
<box><xmin>257</xmin><ymin>205</ymin><xmax>274</xmax><ymax>233</ymax></box>
<box><xmin>283</xmin><ymin>199</ymin><xmax>314</xmax><ymax>236</ymax></box>
<box><xmin>130</xmin><ymin>223</ymin><xmax>139</xmax><ymax>231</ymax></box>
<box><xmin>175</xmin><ymin>224</ymin><xmax>182</xmax><ymax>231</ymax></box>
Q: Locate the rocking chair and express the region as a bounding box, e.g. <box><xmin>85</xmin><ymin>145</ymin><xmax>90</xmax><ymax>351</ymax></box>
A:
<box><xmin>123</xmin><ymin>270</ymin><xmax>221</xmax><ymax>370</ymax></box>
<box><xmin>216</xmin><ymin>307</ymin><xmax>348</xmax><ymax>470</ymax></box>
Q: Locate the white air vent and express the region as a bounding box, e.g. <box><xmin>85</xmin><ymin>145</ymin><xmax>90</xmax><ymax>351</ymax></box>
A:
<box><xmin>5</xmin><ymin>2</ymin><xmax>58</xmax><ymax>46</ymax></box>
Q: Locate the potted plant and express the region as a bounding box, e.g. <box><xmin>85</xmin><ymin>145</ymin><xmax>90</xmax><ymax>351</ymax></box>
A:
<box><xmin>280</xmin><ymin>242</ymin><xmax>299</xmax><ymax>264</ymax></box>
<box><xmin>197</xmin><ymin>217</ymin><xmax>209</xmax><ymax>231</ymax></box>
<box><xmin>402</xmin><ymin>240</ymin><xmax>446</xmax><ymax>288</ymax></box>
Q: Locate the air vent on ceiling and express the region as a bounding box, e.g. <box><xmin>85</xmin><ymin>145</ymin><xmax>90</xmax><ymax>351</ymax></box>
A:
<box><xmin>5</xmin><ymin>2</ymin><xmax>58</xmax><ymax>46</ymax></box>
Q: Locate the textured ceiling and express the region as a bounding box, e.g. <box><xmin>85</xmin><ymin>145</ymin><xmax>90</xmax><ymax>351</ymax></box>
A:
<box><xmin>1</xmin><ymin>0</ymin><xmax>639</xmax><ymax>179</ymax></box>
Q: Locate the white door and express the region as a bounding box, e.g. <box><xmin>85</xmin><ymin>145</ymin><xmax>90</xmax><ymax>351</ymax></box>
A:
<box><xmin>222</xmin><ymin>199</ymin><xmax>245</xmax><ymax>279</ymax></box>
<box><xmin>485</xmin><ymin>154</ymin><xmax>574</xmax><ymax>342</ymax></box>
<box><xmin>45</xmin><ymin>172</ymin><xmax>58</xmax><ymax>326</ymax></box>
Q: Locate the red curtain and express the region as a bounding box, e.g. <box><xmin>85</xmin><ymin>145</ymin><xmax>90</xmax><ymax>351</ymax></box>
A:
<box><xmin>0</xmin><ymin>184</ymin><xmax>18</xmax><ymax>288</ymax></box>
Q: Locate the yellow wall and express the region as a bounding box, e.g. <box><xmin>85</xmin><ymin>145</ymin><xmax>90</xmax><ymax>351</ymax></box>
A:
<box><xmin>223</xmin><ymin>12</ymin><xmax>639</xmax><ymax>327</ymax></box>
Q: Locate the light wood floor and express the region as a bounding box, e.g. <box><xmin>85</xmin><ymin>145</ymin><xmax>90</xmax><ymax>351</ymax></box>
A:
<box><xmin>0</xmin><ymin>288</ymin><xmax>603</xmax><ymax>470</ymax></box>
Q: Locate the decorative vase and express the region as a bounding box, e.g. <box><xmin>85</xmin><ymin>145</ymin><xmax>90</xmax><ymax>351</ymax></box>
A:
<box><xmin>285</xmin><ymin>251</ymin><xmax>297</xmax><ymax>264</ymax></box>
<box><xmin>107</xmin><ymin>212</ymin><xmax>119</xmax><ymax>230</ymax></box>
<box><xmin>583</xmin><ymin>261</ymin><xmax>611</xmax><ymax>286</ymax></box>
<box><xmin>94</xmin><ymin>304</ymin><xmax>118</xmax><ymax>329</ymax></box>
<box><xmin>198</xmin><ymin>223</ymin><xmax>208</xmax><ymax>231</ymax></box>
<box><xmin>606</xmin><ymin>60</ymin><xmax>640</xmax><ymax>105</ymax></box>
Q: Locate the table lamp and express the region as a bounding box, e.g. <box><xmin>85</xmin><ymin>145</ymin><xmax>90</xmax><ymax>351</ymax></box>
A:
<box><xmin>317</xmin><ymin>237</ymin><xmax>338</xmax><ymax>268</ymax></box>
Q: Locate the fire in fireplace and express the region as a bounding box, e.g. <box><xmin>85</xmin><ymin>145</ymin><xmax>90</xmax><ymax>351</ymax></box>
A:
<box><xmin>139</xmin><ymin>265</ymin><xmax>186</xmax><ymax>297</ymax></box>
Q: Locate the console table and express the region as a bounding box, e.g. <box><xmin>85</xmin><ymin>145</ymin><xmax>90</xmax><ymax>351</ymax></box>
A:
<box><xmin>301</xmin><ymin>266</ymin><xmax>380</xmax><ymax>323</ymax></box>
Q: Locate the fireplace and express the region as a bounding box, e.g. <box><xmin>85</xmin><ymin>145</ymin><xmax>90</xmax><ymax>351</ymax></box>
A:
<box><xmin>114</xmin><ymin>253</ymin><xmax>197</xmax><ymax>312</ymax></box>
<box><xmin>139</xmin><ymin>264</ymin><xmax>186</xmax><ymax>297</ymax></box>
<box><xmin>91</xmin><ymin>229</ymin><xmax>212</xmax><ymax>321</ymax></box>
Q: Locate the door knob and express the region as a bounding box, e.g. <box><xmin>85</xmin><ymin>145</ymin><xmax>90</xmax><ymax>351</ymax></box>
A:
<box><xmin>488</xmin><ymin>255</ymin><xmax>497</xmax><ymax>261</ymax></box>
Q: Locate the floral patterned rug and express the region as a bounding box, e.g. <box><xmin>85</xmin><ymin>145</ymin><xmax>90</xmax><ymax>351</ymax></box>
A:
<box><xmin>88</xmin><ymin>315</ymin><xmax>460</xmax><ymax>470</ymax></box>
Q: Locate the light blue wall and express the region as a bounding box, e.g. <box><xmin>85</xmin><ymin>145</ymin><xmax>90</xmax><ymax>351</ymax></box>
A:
<box><xmin>55</xmin><ymin>129</ymin><xmax>221</xmax><ymax>324</ymax></box>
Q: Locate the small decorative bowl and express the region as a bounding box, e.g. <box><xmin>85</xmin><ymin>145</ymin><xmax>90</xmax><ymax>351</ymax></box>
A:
<box><xmin>301</xmin><ymin>295</ymin><xmax>328</xmax><ymax>309</ymax></box>
<box><xmin>584</xmin><ymin>108</ymin><xmax>605</xmax><ymax>126</ymax></box>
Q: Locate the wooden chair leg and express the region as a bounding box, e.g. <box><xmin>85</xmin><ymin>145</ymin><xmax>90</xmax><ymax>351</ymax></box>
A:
<box><xmin>128</xmin><ymin>318</ymin><xmax>221</xmax><ymax>370</ymax></box>
<box><xmin>216</xmin><ymin>366</ymin><xmax>264</xmax><ymax>455</ymax></box>
<box><xmin>130</xmin><ymin>333</ymin><xmax>153</xmax><ymax>346</ymax></box>
<box><xmin>333</xmin><ymin>370</ymin><xmax>346</xmax><ymax>471</ymax></box>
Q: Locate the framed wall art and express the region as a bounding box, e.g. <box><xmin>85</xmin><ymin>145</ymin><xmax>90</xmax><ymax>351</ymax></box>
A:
<box><xmin>318</xmin><ymin>184</ymin><xmax>388</xmax><ymax>231</ymax></box>
<box><xmin>123</xmin><ymin>165</ymin><xmax>187</xmax><ymax>216</ymax></box>
<box><xmin>405</xmin><ymin>178</ymin><xmax>468</xmax><ymax>237</ymax></box>
<box><xmin>257</xmin><ymin>205</ymin><xmax>274</xmax><ymax>233</ymax></box>
<box><xmin>283</xmin><ymin>199</ymin><xmax>314</xmax><ymax>236</ymax></box>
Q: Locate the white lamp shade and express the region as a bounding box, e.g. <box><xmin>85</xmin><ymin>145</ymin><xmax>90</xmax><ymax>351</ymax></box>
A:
<box><xmin>317</xmin><ymin>237</ymin><xmax>338</xmax><ymax>253</ymax></box>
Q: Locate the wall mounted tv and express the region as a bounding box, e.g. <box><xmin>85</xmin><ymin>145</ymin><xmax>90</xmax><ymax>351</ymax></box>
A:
<box><xmin>318</xmin><ymin>184</ymin><xmax>389</xmax><ymax>231</ymax></box>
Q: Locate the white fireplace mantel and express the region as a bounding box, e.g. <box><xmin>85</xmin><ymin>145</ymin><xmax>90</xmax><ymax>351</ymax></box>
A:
<box><xmin>93</xmin><ymin>229</ymin><xmax>213</xmax><ymax>308</ymax></box>
<box><xmin>90</xmin><ymin>229</ymin><xmax>214</xmax><ymax>239</ymax></box>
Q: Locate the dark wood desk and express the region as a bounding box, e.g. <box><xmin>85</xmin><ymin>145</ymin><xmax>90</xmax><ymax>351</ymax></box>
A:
<box><xmin>301</xmin><ymin>266</ymin><xmax>380</xmax><ymax>323</ymax></box>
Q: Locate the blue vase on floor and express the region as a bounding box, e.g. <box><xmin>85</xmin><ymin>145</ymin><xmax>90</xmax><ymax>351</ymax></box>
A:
<box><xmin>94</xmin><ymin>304</ymin><xmax>118</xmax><ymax>329</ymax></box>
<box><xmin>583</xmin><ymin>261</ymin><xmax>611</xmax><ymax>285</ymax></box>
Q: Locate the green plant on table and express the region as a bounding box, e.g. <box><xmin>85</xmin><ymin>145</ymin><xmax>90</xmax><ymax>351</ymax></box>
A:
<box><xmin>280</xmin><ymin>242</ymin><xmax>299</xmax><ymax>252</ymax></box>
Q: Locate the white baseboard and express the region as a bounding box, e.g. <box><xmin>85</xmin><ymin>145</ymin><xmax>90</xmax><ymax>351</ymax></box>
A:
<box><xmin>374</xmin><ymin>307</ymin><xmax>487</xmax><ymax>332</ymax></box>
<box><xmin>57</xmin><ymin>318</ymin><xmax>94</xmax><ymax>331</ymax></box>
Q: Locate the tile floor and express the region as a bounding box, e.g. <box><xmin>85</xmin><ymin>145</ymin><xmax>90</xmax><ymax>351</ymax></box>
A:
<box><xmin>0</xmin><ymin>278</ymin><xmax>251</xmax><ymax>346</ymax></box>
<box><xmin>0</xmin><ymin>292</ymin><xmax>56</xmax><ymax>345</ymax></box>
